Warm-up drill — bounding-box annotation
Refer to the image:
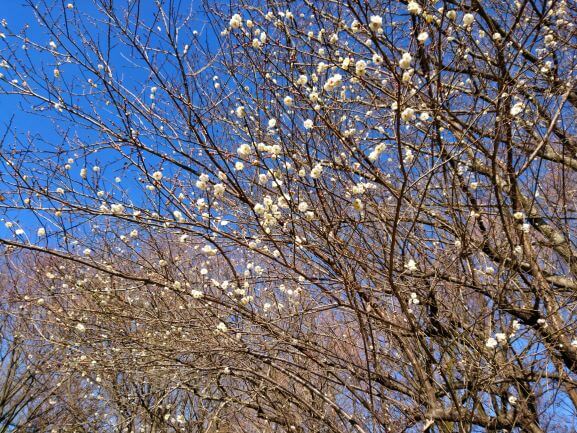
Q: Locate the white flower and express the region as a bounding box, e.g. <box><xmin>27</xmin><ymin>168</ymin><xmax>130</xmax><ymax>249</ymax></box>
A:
<box><xmin>15</xmin><ymin>229</ymin><xmax>24</xmax><ymax>235</ymax></box>
<box><xmin>407</xmin><ymin>0</ymin><xmax>422</xmax><ymax>15</ymax></box>
<box><xmin>446</xmin><ymin>10</ymin><xmax>456</xmax><ymax>20</ymax></box>
<box><xmin>417</xmin><ymin>31</ymin><xmax>429</xmax><ymax>42</ymax></box>
<box><xmin>350</xmin><ymin>19</ymin><xmax>361</xmax><ymax>33</ymax></box>
<box><xmin>310</xmin><ymin>163</ymin><xmax>323</xmax><ymax>179</ymax></box>
<box><xmin>493</xmin><ymin>32</ymin><xmax>502</xmax><ymax>41</ymax></box>
<box><xmin>399</xmin><ymin>52</ymin><xmax>413</xmax><ymax>70</ymax></box>
<box><xmin>485</xmin><ymin>337</ymin><xmax>498</xmax><ymax>349</ymax></box>
<box><xmin>80</xmin><ymin>168</ymin><xmax>87</xmax><ymax>179</ymax></box>
<box><xmin>37</xmin><ymin>227</ymin><xmax>46</xmax><ymax>237</ymax></box>
<box><xmin>369</xmin><ymin>15</ymin><xmax>383</xmax><ymax>32</ymax></box>
<box><xmin>110</xmin><ymin>203</ymin><xmax>124</xmax><ymax>214</ymax></box>
<box><xmin>202</xmin><ymin>245</ymin><xmax>217</xmax><ymax>256</ymax></box>
<box><xmin>268</xmin><ymin>118</ymin><xmax>277</xmax><ymax>128</ymax></box>
<box><xmin>196</xmin><ymin>173</ymin><xmax>209</xmax><ymax>190</ymax></box>
<box><xmin>191</xmin><ymin>290</ymin><xmax>204</xmax><ymax>299</ymax></box>
<box><xmin>298</xmin><ymin>201</ymin><xmax>309</xmax><ymax>212</ymax></box>
<box><xmin>235</xmin><ymin>161</ymin><xmax>245</xmax><ymax>171</ymax></box>
<box><xmin>83</xmin><ymin>248</ymin><xmax>92</xmax><ymax>256</ymax></box>
<box><xmin>152</xmin><ymin>171</ymin><xmax>163</xmax><ymax>181</ymax></box>
<box><xmin>129</xmin><ymin>229</ymin><xmax>138</xmax><ymax>238</ymax></box>
<box><xmin>353</xmin><ymin>198</ymin><xmax>364</xmax><ymax>211</ymax></box>
<box><xmin>53</xmin><ymin>68</ymin><xmax>60</xmax><ymax>78</ymax></box>
<box><xmin>173</xmin><ymin>210</ymin><xmax>184</xmax><ymax>221</ymax></box>
<box><xmin>216</xmin><ymin>322</ymin><xmax>228</xmax><ymax>332</ymax></box>
<box><xmin>405</xmin><ymin>259</ymin><xmax>418</xmax><ymax>272</ymax></box>
<box><xmin>284</xmin><ymin>95</ymin><xmax>293</xmax><ymax>106</ymax></box>
<box><xmin>213</xmin><ymin>183</ymin><xmax>226</xmax><ymax>197</ymax></box>
<box><xmin>76</xmin><ymin>323</ymin><xmax>86</xmax><ymax>332</ymax></box>
<box><xmin>229</xmin><ymin>14</ymin><xmax>242</xmax><ymax>29</ymax></box>
<box><xmin>341</xmin><ymin>57</ymin><xmax>351</xmax><ymax>70</ymax></box>
<box><xmin>372</xmin><ymin>53</ymin><xmax>383</xmax><ymax>64</ymax></box>
<box><xmin>303</xmin><ymin>119</ymin><xmax>314</xmax><ymax>129</ymax></box>
<box><xmin>67</xmin><ymin>3</ymin><xmax>74</xmax><ymax>8</ymax></box>
<box><xmin>237</xmin><ymin>143</ymin><xmax>252</xmax><ymax>157</ymax></box>
<box><xmin>355</xmin><ymin>60</ymin><xmax>367</xmax><ymax>75</ymax></box>
<box><xmin>323</xmin><ymin>73</ymin><xmax>342</xmax><ymax>91</ymax></box>
<box><xmin>254</xmin><ymin>203</ymin><xmax>266</xmax><ymax>214</ymax></box>
<box><xmin>510</xmin><ymin>102</ymin><xmax>524</xmax><ymax>116</ymax></box>
<box><xmin>513</xmin><ymin>211</ymin><xmax>525</xmax><ymax>220</ymax></box>
<box><xmin>463</xmin><ymin>13</ymin><xmax>475</xmax><ymax>26</ymax></box>
<box><xmin>508</xmin><ymin>395</ymin><xmax>517</xmax><ymax>405</ymax></box>
<box><xmin>495</xmin><ymin>332</ymin><xmax>507</xmax><ymax>343</ymax></box>
<box><xmin>296</xmin><ymin>74</ymin><xmax>308</xmax><ymax>86</ymax></box>
<box><xmin>401</xmin><ymin>107</ymin><xmax>416</xmax><ymax>122</ymax></box>
<box><xmin>235</xmin><ymin>105</ymin><xmax>246</xmax><ymax>118</ymax></box>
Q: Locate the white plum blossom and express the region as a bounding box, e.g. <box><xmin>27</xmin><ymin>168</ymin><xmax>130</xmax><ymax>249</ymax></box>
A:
<box><xmin>296</xmin><ymin>74</ymin><xmax>308</xmax><ymax>86</ymax></box>
<box><xmin>405</xmin><ymin>259</ymin><xmax>418</xmax><ymax>272</ymax></box>
<box><xmin>216</xmin><ymin>322</ymin><xmax>228</xmax><ymax>332</ymax></box>
<box><xmin>350</xmin><ymin>19</ymin><xmax>361</xmax><ymax>33</ymax></box>
<box><xmin>152</xmin><ymin>171</ymin><xmax>163</xmax><ymax>181</ymax></box>
<box><xmin>76</xmin><ymin>323</ymin><xmax>86</xmax><ymax>332</ymax></box>
<box><xmin>237</xmin><ymin>143</ymin><xmax>252</xmax><ymax>157</ymax></box>
<box><xmin>196</xmin><ymin>173</ymin><xmax>210</xmax><ymax>190</ymax></box>
<box><xmin>401</xmin><ymin>107</ymin><xmax>416</xmax><ymax>122</ymax></box>
<box><xmin>485</xmin><ymin>337</ymin><xmax>498</xmax><ymax>349</ymax></box>
<box><xmin>283</xmin><ymin>95</ymin><xmax>293</xmax><ymax>106</ymax></box>
<box><xmin>190</xmin><ymin>290</ymin><xmax>204</xmax><ymax>299</ymax></box>
<box><xmin>407</xmin><ymin>1</ymin><xmax>422</xmax><ymax>15</ymax></box>
<box><xmin>495</xmin><ymin>333</ymin><xmax>507</xmax><ymax>343</ymax></box>
<box><xmin>110</xmin><ymin>203</ymin><xmax>125</xmax><ymax>214</ymax></box>
<box><xmin>201</xmin><ymin>245</ymin><xmax>217</xmax><ymax>256</ymax></box>
<box><xmin>369</xmin><ymin>15</ymin><xmax>383</xmax><ymax>32</ymax></box>
<box><xmin>37</xmin><ymin>227</ymin><xmax>46</xmax><ymax>237</ymax></box>
<box><xmin>399</xmin><ymin>52</ymin><xmax>413</xmax><ymax>70</ymax></box>
<box><xmin>310</xmin><ymin>163</ymin><xmax>323</xmax><ymax>179</ymax></box>
<box><xmin>355</xmin><ymin>60</ymin><xmax>367</xmax><ymax>75</ymax></box>
<box><xmin>510</xmin><ymin>102</ymin><xmax>524</xmax><ymax>116</ymax></box>
<box><xmin>229</xmin><ymin>14</ymin><xmax>242</xmax><ymax>29</ymax></box>
<box><xmin>463</xmin><ymin>13</ymin><xmax>475</xmax><ymax>26</ymax></box>
<box><xmin>213</xmin><ymin>183</ymin><xmax>226</xmax><ymax>197</ymax></box>
<box><xmin>369</xmin><ymin>143</ymin><xmax>386</xmax><ymax>161</ymax></box>
<box><xmin>323</xmin><ymin>74</ymin><xmax>342</xmax><ymax>91</ymax></box>
<box><xmin>303</xmin><ymin>119</ymin><xmax>314</xmax><ymax>129</ymax></box>
<box><xmin>235</xmin><ymin>106</ymin><xmax>246</xmax><ymax>118</ymax></box>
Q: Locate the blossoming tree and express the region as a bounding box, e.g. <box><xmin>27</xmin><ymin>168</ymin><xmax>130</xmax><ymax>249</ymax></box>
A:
<box><xmin>1</xmin><ymin>0</ymin><xmax>577</xmax><ymax>431</ymax></box>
